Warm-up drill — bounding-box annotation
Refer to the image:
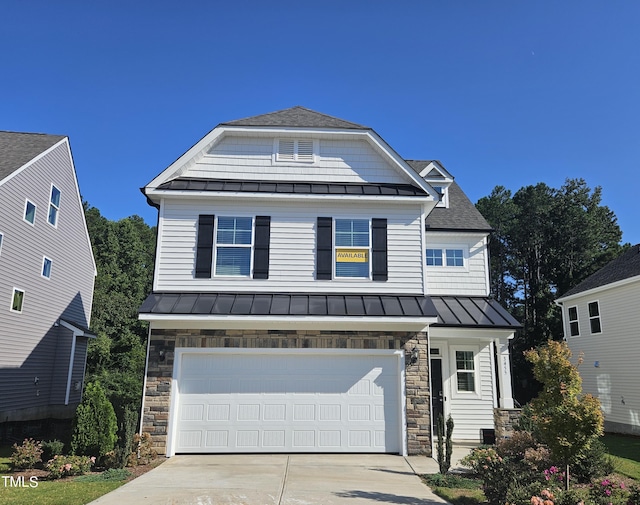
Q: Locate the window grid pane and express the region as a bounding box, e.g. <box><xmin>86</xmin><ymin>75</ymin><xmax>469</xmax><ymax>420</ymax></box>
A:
<box><xmin>25</xmin><ymin>202</ymin><xmax>36</xmax><ymax>223</ymax></box>
<box><xmin>215</xmin><ymin>247</ymin><xmax>251</xmax><ymax>276</ymax></box>
<box><xmin>426</xmin><ymin>249</ymin><xmax>443</xmax><ymax>266</ymax></box>
<box><xmin>48</xmin><ymin>205</ymin><xmax>58</xmax><ymax>226</ymax></box>
<box><xmin>446</xmin><ymin>249</ymin><xmax>464</xmax><ymax>267</ymax></box>
<box><xmin>588</xmin><ymin>302</ymin><xmax>599</xmax><ymax>317</ymax></box>
<box><xmin>335</xmin><ymin>219</ymin><xmax>370</xmax><ymax>278</ymax></box>
<box><xmin>457</xmin><ymin>372</ymin><xmax>475</xmax><ymax>392</ymax></box>
<box><xmin>42</xmin><ymin>258</ymin><xmax>52</xmax><ymax>278</ymax></box>
<box><xmin>217</xmin><ymin>217</ymin><xmax>252</xmax><ymax>245</ymax></box>
<box><xmin>12</xmin><ymin>290</ymin><xmax>24</xmax><ymax>312</ymax></box>
<box><xmin>50</xmin><ymin>186</ymin><xmax>61</xmax><ymax>207</ymax></box>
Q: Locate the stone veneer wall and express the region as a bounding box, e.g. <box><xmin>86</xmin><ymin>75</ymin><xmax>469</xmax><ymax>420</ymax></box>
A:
<box><xmin>494</xmin><ymin>408</ymin><xmax>522</xmax><ymax>440</ymax></box>
<box><xmin>143</xmin><ymin>328</ymin><xmax>431</xmax><ymax>455</ymax></box>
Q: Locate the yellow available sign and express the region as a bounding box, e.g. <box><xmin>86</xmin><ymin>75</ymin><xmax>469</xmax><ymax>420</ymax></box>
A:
<box><xmin>336</xmin><ymin>249</ymin><xmax>369</xmax><ymax>262</ymax></box>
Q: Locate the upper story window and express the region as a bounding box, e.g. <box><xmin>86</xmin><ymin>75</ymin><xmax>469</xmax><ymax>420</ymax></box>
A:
<box><xmin>588</xmin><ymin>301</ymin><xmax>602</xmax><ymax>334</ymax></box>
<box><xmin>426</xmin><ymin>248</ymin><xmax>465</xmax><ymax>267</ymax></box>
<box><xmin>568</xmin><ymin>306</ymin><xmax>579</xmax><ymax>336</ymax></box>
<box><xmin>48</xmin><ymin>185</ymin><xmax>61</xmax><ymax>227</ymax></box>
<box><xmin>274</xmin><ymin>139</ymin><xmax>316</xmax><ymax>163</ymax></box>
<box><xmin>215</xmin><ymin>216</ymin><xmax>253</xmax><ymax>276</ymax></box>
<box><xmin>11</xmin><ymin>288</ymin><xmax>25</xmax><ymax>313</ymax></box>
<box><xmin>42</xmin><ymin>257</ymin><xmax>53</xmax><ymax>279</ymax></box>
<box><xmin>335</xmin><ymin>219</ymin><xmax>370</xmax><ymax>278</ymax></box>
<box><xmin>24</xmin><ymin>200</ymin><xmax>36</xmax><ymax>225</ymax></box>
<box><xmin>0</xmin><ymin>232</ymin><xmax>3</xmax><ymax>256</ymax></box>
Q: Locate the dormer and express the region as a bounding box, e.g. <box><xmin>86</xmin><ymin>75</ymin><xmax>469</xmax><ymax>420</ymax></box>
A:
<box><xmin>420</xmin><ymin>161</ymin><xmax>454</xmax><ymax>208</ymax></box>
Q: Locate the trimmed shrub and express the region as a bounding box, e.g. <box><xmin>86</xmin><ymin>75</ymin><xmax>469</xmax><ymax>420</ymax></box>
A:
<box><xmin>41</xmin><ymin>439</ymin><xmax>64</xmax><ymax>462</ymax></box>
<box><xmin>112</xmin><ymin>404</ymin><xmax>138</xmax><ymax>469</ymax></box>
<box><xmin>128</xmin><ymin>432</ymin><xmax>157</xmax><ymax>466</ymax></box>
<box><xmin>46</xmin><ymin>454</ymin><xmax>95</xmax><ymax>479</ymax></box>
<box><xmin>10</xmin><ymin>438</ymin><xmax>43</xmax><ymax>470</ymax></box>
<box><xmin>570</xmin><ymin>438</ymin><xmax>615</xmax><ymax>483</ymax></box>
<box><xmin>436</xmin><ymin>414</ymin><xmax>454</xmax><ymax>475</ymax></box>
<box><xmin>71</xmin><ymin>381</ymin><xmax>118</xmax><ymax>458</ymax></box>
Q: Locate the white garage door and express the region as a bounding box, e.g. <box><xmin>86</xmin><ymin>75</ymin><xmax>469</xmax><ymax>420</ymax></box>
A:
<box><xmin>171</xmin><ymin>350</ymin><xmax>402</xmax><ymax>454</ymax></box>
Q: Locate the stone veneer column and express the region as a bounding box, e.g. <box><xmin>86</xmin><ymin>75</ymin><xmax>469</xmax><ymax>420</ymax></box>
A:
<box><xmin>404</xmin><ymin>332</ymin><xmax>432</xmax><ymax>455</ymax></box>
<box><xmin>141</xmin><ymin>336</ymin><xmax>175</xmax><ymax>454</ymax></box>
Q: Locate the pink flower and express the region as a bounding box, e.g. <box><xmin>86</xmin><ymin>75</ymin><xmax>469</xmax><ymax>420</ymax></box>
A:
<box><xmin>64</xmin><ymin>463</ymin><xmax>72</xmax><ymax>471</ymax></box>
<box><xmin>90</xmin><ymin>456</ymin><xmax>96</xmax><ymax>463</ymax></box>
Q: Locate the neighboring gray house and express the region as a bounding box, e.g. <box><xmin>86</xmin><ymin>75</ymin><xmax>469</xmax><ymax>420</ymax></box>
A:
<box><xmin>139</xmin><ymin>107</ymin><xmax>520</xmax><ymax>456</ymax></box>
<box><xmin>0</xmin><ymin>132</ymin><xmax>96</xmax><ymax>428</ymax></box>
<box><xmin>556</xmin><ymin>245</ymin><xmax>640</xmax><ymax>435</ymax></box>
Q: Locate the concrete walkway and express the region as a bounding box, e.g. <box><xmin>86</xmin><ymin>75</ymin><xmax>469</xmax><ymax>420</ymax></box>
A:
<box><xmin>87</xmin><ymin>453</ymin><xmax>467</xmax><ymax>505</ymax></box>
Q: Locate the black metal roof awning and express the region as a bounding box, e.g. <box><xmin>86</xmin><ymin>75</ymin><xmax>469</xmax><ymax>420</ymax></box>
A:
<box><xmin>156</xmin><ymin>178</ymin><xmax>429</xmax><ymax>197</ymax></box>
<box><xmin>139</xmin><ymin>292</ymin><xmax>520</xmax><ymax>329</ymax></box>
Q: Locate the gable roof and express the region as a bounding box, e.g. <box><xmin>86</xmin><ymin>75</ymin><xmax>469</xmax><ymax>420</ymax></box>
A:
<box><xmin>0</xmin><ymin>131</ymin><xmax>66</xmax><ymax>182</ymax></box>
<box><xmin>221</xmin><ymin>105</ymin><xmax>369</xmax><ymax>130</ymax></box>
<box><xmin>558</xmin><ymin>244</ymin><xmax>640</xmax><ymax>299</ymax></box>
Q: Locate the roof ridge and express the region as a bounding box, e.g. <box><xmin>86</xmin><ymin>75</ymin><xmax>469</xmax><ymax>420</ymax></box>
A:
<box><xmin>220</xmin><ymin>105</ymin><xmax>369</xmax><ymax>130</ymax></box>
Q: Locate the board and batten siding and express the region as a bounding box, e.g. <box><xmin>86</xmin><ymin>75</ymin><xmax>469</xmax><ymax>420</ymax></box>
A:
<box><xmin>154</xmin><ymin>198</ymin><xmax>424</xmax><ymax>294</ymax></box>
<box><xmin>0</xmin><ymin>140</ymin><xmax>95</xmax><ymax>416</ymax></box>
<box><xmin>435</xmin><ymin>339</ymin><xmax>495</xmax><ymax>441</ymax></box>
<box><xmin>565</xmin><ymin>280</ymin><xmax>640</xmax><ymax>434</ymax></box>
<box><xmin>424</xmin><ymin>232</ymin><xmax>489</xmax><ymax>296</ymax></box>
<box><xmin>185</xmin><ymin>136</ymin><xmax>409</xmax><ymax>184</ymax></box>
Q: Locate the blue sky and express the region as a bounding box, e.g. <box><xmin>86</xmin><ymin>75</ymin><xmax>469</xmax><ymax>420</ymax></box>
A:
<box><xmin>2</xmin><ymin>1</ymin><xmax>639</xmax><ymax>244</ymax></box>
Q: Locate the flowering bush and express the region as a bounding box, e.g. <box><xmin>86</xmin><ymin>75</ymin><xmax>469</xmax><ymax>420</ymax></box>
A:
<box><xmin>531</xmin><ymin>488</ymin><xmax>556</xmax><ymax>505</ymax></box>
<box><xmin>544</xmin><ymin>466</ymin><xmax>566</xmax><ymax>487</ymax></box>
<box><xmin>588</xmin><ymin>477</ymin><xmax>628</xmax><ymax>505</ymax></box>
<box><xmin>127</xmin><ymin>432</ymin><xmax>157</xmax><ymax>466</ymax></box>
<box><xmin>46</xmin><ymin>454</ymin><xmax>95</xmax><ymax>479</ymax></box>
<box><xmin>10</xmin><ymin>438</ymin><xmax>43</xmax><ymax>469</ymax></box>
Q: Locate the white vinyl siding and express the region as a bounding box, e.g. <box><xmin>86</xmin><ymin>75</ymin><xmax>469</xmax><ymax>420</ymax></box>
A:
<box><xmin>435</xmin><ymin>340</ymin><xmax>495</xmax><ymax>441</ymax></box>
<box><xmin>564</xmin><ymin>280</ymin><xmax>640</xmax><ymax>434</ymax></box>
<box><xmin>154</xmin><ymin>198</ymin><xmax>424</xmax><ymax>294</ymax></box>
<box><xmin>195</xmin><ymin>137</ymin><xmax>408</xmax><ymax>184</ymax></box>
<box><xmin>425</xmin><ymin>232</ymin><xmax>489</xmax><ymax>296</ymax></box>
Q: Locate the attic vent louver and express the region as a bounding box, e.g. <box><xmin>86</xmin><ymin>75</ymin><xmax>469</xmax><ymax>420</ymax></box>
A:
<box><xmin>276</xmin><ymin>139</ymin><xmax>315</xmax><ymax>162</ymax></box>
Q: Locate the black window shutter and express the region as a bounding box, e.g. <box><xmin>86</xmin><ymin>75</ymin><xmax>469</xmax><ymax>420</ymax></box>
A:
<box><xmin>253</xmin><ymin>216</ymin><xmax>271</xmax><ymax>279</ymax></box>
<box><xmin>317</xmin><ymin>217</ymin><xmax>332</xmax><ymax>280</ymax></box>
<box><xmin>195</xmin><ymin>214</ymin><xmax>215</xmax><ymax>278</ymax></box>
<box><xmin>372</xmin><ymin>218</ymin><xmax>388</xmax><ymax>281</ymax></box>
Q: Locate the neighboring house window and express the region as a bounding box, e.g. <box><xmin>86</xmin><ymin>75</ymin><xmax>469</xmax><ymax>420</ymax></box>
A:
<box><xmin>335</xmin><ymin>218</ymin><xmax>370</xmax><ymax>278</ymax></box>
<box><xmin>48</xmin><ymin>185</ymin><xmax>61</xmax><ymax>226</ymax></box>
<box><xmin>42</xmin><ymin>257</ymin><xmax>52</xmax><ymax>279</ymax></box>
<box><xmin>426</xmin><ymin>248</ymin><xmax>465</xmax><ymax>267</ymax></box>
<box><xmin>454</xmin><ymin>349</ymin><xmax>477</xmax><ymax>393</ymax></box>
<box><xmin>11</xmin><ymin>288</ymin><xmax>25</xmax><ymax>313</ymax></box>
<box><xmin>24</xmin><ymin>200</ymin><xmax>36</xmax><ymax>224</ymax></box>
<box><xmin>275</xmin><ymin>139</ymin><xmax>315</xmax><ymax>163</ymax></box>
<box><xmin>568</xmin><ymin>306</ymin><xmax>579</xmax><ymax>336</ymax></box>
<box><xmin>215</xmin><ymin>216</ymin><xmax>253</xmax><ymax>276</ymax></box>
<box><xmin>588</xmin><ymin>301</ymin><xmax>602</xmax><ymax>334</ymax></box>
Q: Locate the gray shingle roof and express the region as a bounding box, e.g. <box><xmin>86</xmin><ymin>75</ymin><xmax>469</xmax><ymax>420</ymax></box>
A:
<box><xmin>405</xmin><ymin>160</ymin><xmax>491</xmax><ymax>232</ymax></box>
<box><xmin>0</xmin><ymin>131</ymin><xmax>66</xmax><ymax>182</ymax></box>
<box><xmin>157</xmin><ymin>177</ymin><xmax>428</xmax><ymax>197</ymax></box>
<box><xmin>559</xmin><ymin>244</ymin><xmax>640</xmax><ymax>298</ymax></box>
<box><xmin>221</xmin><ymin>106</ymin><xmax>370</xmax><ymax>130</ymax></box>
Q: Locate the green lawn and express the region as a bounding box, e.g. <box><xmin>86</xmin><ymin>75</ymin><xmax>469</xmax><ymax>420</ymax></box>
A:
<box><xmin>1</xmin><ymin>445</ymin><xmax>126</xmax><ymax>505</ymax></box>
<box><xmin>603</xmin><ymin>433</ymin><xmax>640</xmax><ymax>480</ymax></box>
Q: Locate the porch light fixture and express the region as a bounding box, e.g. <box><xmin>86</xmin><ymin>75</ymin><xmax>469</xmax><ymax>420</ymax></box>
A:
<box><xmin>407</xmin><ymin>347</ymin><xmax>419</xmax><ymax>366</ymax></box>
<box><xmin>159</xmin><ymin>349</ymin><xmax>166</xmax><ymax>362</ymax></box>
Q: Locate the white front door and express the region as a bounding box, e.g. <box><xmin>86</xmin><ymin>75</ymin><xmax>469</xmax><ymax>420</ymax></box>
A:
<box><xmin>170</xmin><ymin>349</ymin><xmax>402</xmax><ymax>454</ymax></box>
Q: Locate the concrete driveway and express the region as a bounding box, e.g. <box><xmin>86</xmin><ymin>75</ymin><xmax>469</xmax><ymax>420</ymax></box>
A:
<box><xmin>88</xmin><ymin>454</ymin><xmax>449</xmax><ymax>505</ymax></box>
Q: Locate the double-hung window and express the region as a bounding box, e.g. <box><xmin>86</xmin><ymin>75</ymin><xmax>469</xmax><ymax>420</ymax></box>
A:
<box><xmin>588</xmin><ymin>301</ymin><xmax>602</xmax><ymax>334</ymax></box>
<box><xmin>215</xmin><ymin>217</ymin><xmax>253</xmax><ymax>276</ymax></box>
<box><xmin>568</xmin><ymin>306</ymin><xmax>579</xmax><ymax>336</ymax></box>
<box><xmin>454</xmin><ymin>350</ymin><xmax>476</xmax><ymax>393</ymax></box>
<box><xmin>426</xmin><ymin>249</ymin><xmax>443</xmax><ymax>266</ymax></box>
<box><xmin>48</xmin><ymin>185</ymin><xmax>61</xmax><ymax>227</ymax></box>
<box><xmin>335</xmin><ymin>219</ymin><xmax>370</xmax><ymax>278</ymax></box>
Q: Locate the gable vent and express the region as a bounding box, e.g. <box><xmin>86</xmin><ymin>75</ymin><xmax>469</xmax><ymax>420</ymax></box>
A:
<box><xmin>276</xmin><ymin>139</ymin><xmax>315</xmax><ymax>162</ymax></box>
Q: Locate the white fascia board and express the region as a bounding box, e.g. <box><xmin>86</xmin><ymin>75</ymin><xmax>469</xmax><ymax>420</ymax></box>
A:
<box><xmin>142</xmin><ymin>314</ymin><xmax>437</xmax><ymax>332</ymax></box>
<box><xmin>555</xmin><ymin>275</ymin><xmax>640</xmax><ymax>304</ymax></box>
<box><xmin>419</xmin><ymin>161</ymin><xmax>454</xmax><ymax>183</ymax></box>
<box><xmin>145</xmin><ymin>127</ymin><xmax>226</xmax><ymax>189</ymax></box>
<box><xmin>430</xmin><ymin>326</ymin><xmax>515</xmax><ymax>340</ymax></box>
<box><xmin>145</xmin><ymin>188</ymin><xmax>431</xmax><ymax>205</ymax></box>
<box><xmin>0</xmin><ymin>137</ymin><xmax>68</xmax><ymax>187</ymax></box>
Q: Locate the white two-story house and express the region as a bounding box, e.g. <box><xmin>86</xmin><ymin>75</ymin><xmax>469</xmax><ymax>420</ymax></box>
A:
<box><xmin>556</xmin><ymin>245</ymin><xmax>640</xmax><ymax>435</ymax></box>
<box><xmin>139</xmin><ymin>107</ymin><xmax>520</xmax><ymax>456</ymax></box>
